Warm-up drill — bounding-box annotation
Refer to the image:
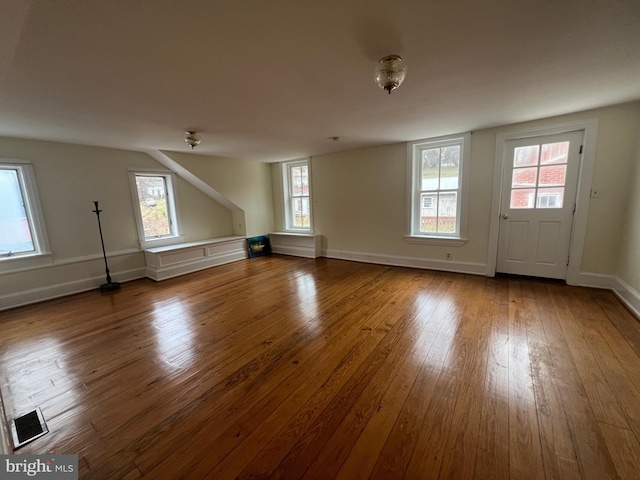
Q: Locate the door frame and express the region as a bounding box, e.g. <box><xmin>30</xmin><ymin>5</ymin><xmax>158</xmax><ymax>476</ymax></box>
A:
<box><xmin>487</xmin><ymin>118</ymin><xmax>599</xmax><ymax>285</ymax></box>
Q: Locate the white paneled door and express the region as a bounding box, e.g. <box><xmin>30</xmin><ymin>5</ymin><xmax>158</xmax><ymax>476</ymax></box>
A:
<box><xmin>497</xmin><ymin>130</ymin><xmax>582</xmax><ymax>279</ymax></box>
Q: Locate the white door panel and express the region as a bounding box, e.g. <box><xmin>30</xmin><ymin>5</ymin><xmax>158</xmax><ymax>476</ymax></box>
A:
<box><xmin>535</xmin><ymin>221</ymin><xmax>561</xmax><ymax>264</ymax></box>
<box><xmin>504</xmin><ymin>221</ymin><xmax>528</xmax><ymax>262</ymax></box>
<box><xmin>497</xmin><ymin>131</ymin><xmax>582</xmax><ymax>279</ymax></box>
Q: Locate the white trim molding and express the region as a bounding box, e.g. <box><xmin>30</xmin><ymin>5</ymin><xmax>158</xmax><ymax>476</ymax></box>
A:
<box><xmin>0</xmin><ymin>248</ymin><xmax>140</xmax><ymax>275</ymax></box>
<box><xmin>0</xmin><ymin>265</ymin><xmax>146</xmax><ymax>311</ymax></box>
<box><xmin>487</xmin><ymin>118</ymin><xmax>599</xmax><ymax>286</ymax></box>
<box><xmin>612</xmin><ymin>277</ymin><xmax>640</xmax><ymax>319</ymax></box>
<box><xmin>323</xmin><ymin>248</ymin><xmax>487</xmax><ymax>276</ymax></box>
<box><xmin>572</xmin><ymin>272</ymin><xmax>640</xmax><ymax>320</ymax></box>
<box><xmin>404</xmin><ymin>235</ymin><xmax>468</xmax><ymax>246</ymax></box>
<box><xmin>572</xmin><ymin>272</ymin><xmax>616</xmax><ymax>289</ymax></box>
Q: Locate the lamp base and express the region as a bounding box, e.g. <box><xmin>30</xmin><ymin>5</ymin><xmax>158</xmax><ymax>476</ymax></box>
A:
<box><xmin>99</xmin><ymin>282</ymin><xmax>121</xmax><ymax>292</ymax></box>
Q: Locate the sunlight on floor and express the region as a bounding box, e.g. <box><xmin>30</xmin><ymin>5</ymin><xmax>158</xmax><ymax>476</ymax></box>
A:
<box><xmin>293</xmin><ymin>272</ymin><xmax>319</xmax><ymax>323</ymax></box>
<box><xmin>151</xmin><ymin>299</ymin><xmax>196</xmax><ymax>370</ymax></box>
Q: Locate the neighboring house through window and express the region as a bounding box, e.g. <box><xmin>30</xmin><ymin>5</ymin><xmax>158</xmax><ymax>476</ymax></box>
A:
<box><xmin>282</xmin><ymin>159</ymin><xmax>312</xmax><ymax>231</ymax></box>
<box><xmin>130</xmin><ymin>171</ymin><xmax>182</xmax><ymax>248</ymax></box>
<box><xmin>509</xmin><ymin>141</ymin><xmax>569</xmax><ymax>210</ymax></box>
<box><xmin>0</xmin><ymin>161</ymin><xmax>50</xmax><ymax>261</ymax></box>
<box><xmin>406</xmin><ymin>133</ymin><xmax>470</xmax><ymax>245</ymax></box>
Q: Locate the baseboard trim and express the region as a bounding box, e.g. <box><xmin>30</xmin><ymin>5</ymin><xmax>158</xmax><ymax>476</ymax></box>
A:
<box><xmin>0</xmin><ymin>267</ymin><xmax>146</xmax><ymax>311</ymax></box>
<box><xmin>571</xmin><ymin>272</ymin><xmax>639</xmax><ymax>320</ymax></box>
<box><xmin>612</xmin><ymin>277</ymin><xmax>640</xmax><ymax>319</ymax></box>
<box><xmin>271</xmin><ymin>244</ymin><xmax>318</xmax><ymax>258</ymax></box>
<box><xmin>3</xmin><ymin>250</ymin><xmax>637</xmax><ymax>322</ymax></box>
<box><xmin>572</xmin><ymin>272</ymin><xmax>616</xmax><ymax>289</ymax></box>
<box><xmin>322</xmin><ymin>249</ymin><xmax>487</xmax><ymax>275</ymax></box>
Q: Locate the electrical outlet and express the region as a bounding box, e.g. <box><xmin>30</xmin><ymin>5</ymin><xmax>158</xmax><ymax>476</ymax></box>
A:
<box><xmin>590</xmin><ymin>188</ymin><xmax>600</xmax><ymax>198</ymax></box>
<box><xmin>446</xmin><ymin>252</ymin><xmax>452</xmax><ymax>260</ymax></box>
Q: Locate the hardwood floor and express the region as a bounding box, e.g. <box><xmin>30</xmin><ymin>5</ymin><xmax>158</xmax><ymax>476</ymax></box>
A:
<box><xmin>1</xmin><ymin>256</ymin><xmax>639</xmax><ymax>479</ymax></box>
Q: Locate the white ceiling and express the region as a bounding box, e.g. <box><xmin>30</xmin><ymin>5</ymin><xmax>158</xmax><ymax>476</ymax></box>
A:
<box><xmin>1</xmin><ymin>0</ymin><xmax>639</xmax><ymax>162</ymax></box>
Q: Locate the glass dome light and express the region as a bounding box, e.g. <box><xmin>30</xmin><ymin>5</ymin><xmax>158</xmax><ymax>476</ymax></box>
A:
<box><xmin>184</xmin><ymin>130</ymin><xmax>201</xmax><ymax>149</ymax></box>
<box><xmin>375</xmin><ymin>55</ymin><xmax>407</xmax><ymax>94</ymax></box>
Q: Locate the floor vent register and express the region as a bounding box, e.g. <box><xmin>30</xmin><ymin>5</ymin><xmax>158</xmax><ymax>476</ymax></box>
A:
<box><xmin>10</xmin><ymin>407</ymin><xmax>49</xmax><ymax>449</ymax></box>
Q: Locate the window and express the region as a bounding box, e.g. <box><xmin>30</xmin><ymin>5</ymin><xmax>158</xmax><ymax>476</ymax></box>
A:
<box><xmin>537</xmin><ymin>192</ymin><xmax>561</xmax><ymax>208</ymax></box>
<box><xmin>406</xmin><ymin>133</ymin><xmax>470</xmax><ymax>244</ymax></box>
<box><xmin>0</xmin><ymin>161</ymin><xmax>50</xmax><ymax>260</ymax></box>
<box><xmin>510</xmin><ymin>141</ymin><xmax>568</xmax><ymax>209</ymax></box>
<box><xmin>422</xmin><ymin>196</ymin><xmax>434</xmax><ymax>209</ymax></box>
<box><xmin>282</xmin><ymin>159</ymin><xmax>312</xmax><ymax>231</ymax></box>
<box><xmin>130</xmin><ymin>172</ymin><xmax>182</xmax><ymax>247</ymax></box>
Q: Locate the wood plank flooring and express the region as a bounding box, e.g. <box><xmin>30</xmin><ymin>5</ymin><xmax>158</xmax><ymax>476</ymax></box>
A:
<box><xmin>1</xmin><ymin>256</ymin><xmax>639</xmax><ymax>479</ymax></box>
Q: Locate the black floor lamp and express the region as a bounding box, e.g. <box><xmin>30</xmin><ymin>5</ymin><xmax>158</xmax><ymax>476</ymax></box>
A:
<box><xmin>92</xmin><ymin>201</ymin><xmax>121</xmax><ymax>292</ymax></box>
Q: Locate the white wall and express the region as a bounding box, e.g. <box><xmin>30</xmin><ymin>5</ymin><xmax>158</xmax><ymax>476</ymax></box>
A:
<box><xmin>616</xmin><ymin>126</ymin><xmax>640</xmax><ymax>312</ymax></box>
<box><xmin>0</xmin><ymin>137</ymin><xmax>234</xmax><ymax>309</ymax></box>
<box><xmin>165</xmin><ymin>152</ymin><xmax>275</xmax><ymax>238</ymax></box>
<box><xmin>308</xmin><ymin>102</ymin><xmax>640</xmax><ymax>277</ymax></box>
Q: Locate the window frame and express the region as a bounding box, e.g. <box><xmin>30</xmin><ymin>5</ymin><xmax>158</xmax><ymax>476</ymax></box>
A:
<box><xmin>509</xmin><ymin>142</ymin><xmax>569</xmax><ymax>210</ymax></box>
<box><xmin>281</xmin><ymin>158</ymin><xmax>313</xmax><ymax>233</ymax></box>
<box><xmin>129</xmin><ymin>170</ymin><xmax>183</xmax><ymax>248</ymax></box>
<box><xmin>0</xmin><ymin>160</ymin><xmax>51</xmax><ymax>264</ymax></box>
<box><xmin>405</xmin><ymin>133</ymin><xmax>471</xmax><ymax>246</ymax></box>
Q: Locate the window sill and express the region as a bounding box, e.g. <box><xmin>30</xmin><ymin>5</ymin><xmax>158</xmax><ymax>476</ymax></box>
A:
<box><xmin>404</xmin><ymin>235</ymin><xmax>468</xmax><ymax>246</ymax></box>
<box><xmin>0</xmin><ymin>252</ymin><xmax>53</xmax><ymax>273</ymax></box>
<box><xmin>276</xmin><ymin>230</ymin><xmax>315</xmax><ymax>236</ymax></box>
<box><xmin>140</xmin><ymin>235</ymin><xmax>185</xmax><ymax>250</ymax></box>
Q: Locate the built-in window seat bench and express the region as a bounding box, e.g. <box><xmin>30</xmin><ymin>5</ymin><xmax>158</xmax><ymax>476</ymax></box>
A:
<box><xmin>144</xmin><ymin>236</ymin><xmax>247</xmax><ymax>281</ymax></box>
<box><xmin>268</xmin><ymin>232</ymin><xmax>321</xmax><ymax>258</ymax></box>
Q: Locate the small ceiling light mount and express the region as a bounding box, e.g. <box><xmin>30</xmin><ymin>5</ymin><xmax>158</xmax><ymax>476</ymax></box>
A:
<box><xmin>375</xmin><ymin>55</ymin><xmax>407</xmax><ymax>94</ymax></box>
<box><xmin>184</xmin><ymin>130</ymin><xmax>201</xmax><ymax>149</ymax></box>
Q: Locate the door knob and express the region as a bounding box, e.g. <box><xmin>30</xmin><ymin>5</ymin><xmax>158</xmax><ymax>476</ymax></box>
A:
<box><xmin>502</xmin><ymin>214</ymin><xmax>509</xmax><ymax>219</ymax></box>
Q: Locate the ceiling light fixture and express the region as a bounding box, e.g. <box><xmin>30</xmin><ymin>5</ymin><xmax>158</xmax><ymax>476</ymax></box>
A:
<box><xmin>375</xmin><ymin>55</ymin><xmax>407</xmax><ymax>94</ymax></box>
<box><xmin>184</xmin><ymin>130</ymin><xmax>201</xmax><ymax>149</ymax></box>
